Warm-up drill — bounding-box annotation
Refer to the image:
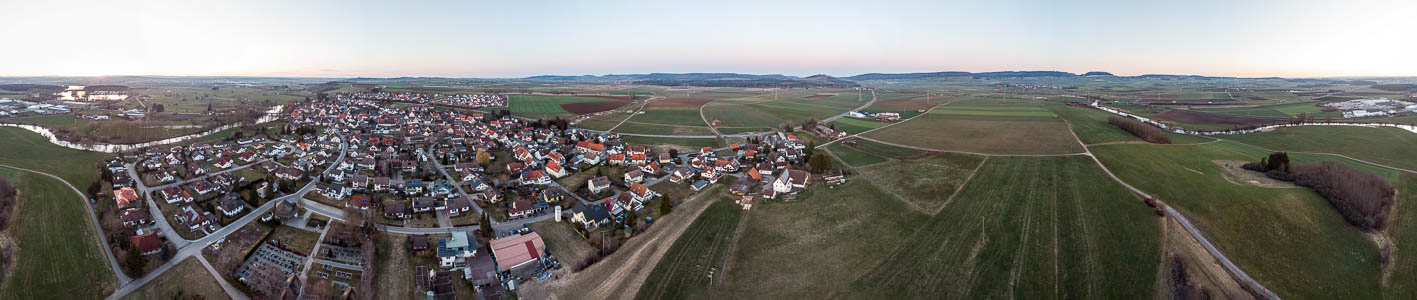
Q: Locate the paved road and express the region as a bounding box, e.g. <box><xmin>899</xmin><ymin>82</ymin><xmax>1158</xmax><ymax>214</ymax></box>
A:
<box><xmin>821</xmin><ymin>89</ymin><xmax>877</xmax><ymax>123</ymax></box>
<box><xmin>606</xmin><ymin>94</ymin><xmax>666</xmax><ymax>132</ymax></box>
<box><xmin>1061</xmin><ymin>119</ymin><xmax>1280</xmax><ymax>300</ymax></box>
<box><xmin>107</xmin><ymin>134</ymin><xmax>348</xmax><ymax>299</ymax></box>
<box><xmin>425</xmin><ymin>149</ymin><xmax>486</xmax><ymax>217</ymax></box>
<box><xmin>145</xmin><ymin>158</ymin><xmax>271</xmax><ymax>191</ymax></box>
<box><xmin>126</xmin><ymin>164</ymin><xmax>192</xmax><ymax>246</ymax></box>
<box><xmin>0</xmin><ymin>163</ymin><xmax>133</xmax><ymax>285</ymax></box>
<box><xmin>298</xmin><ymin>224</ymin><xmax>332</xmax><ymax>296</ymax></box>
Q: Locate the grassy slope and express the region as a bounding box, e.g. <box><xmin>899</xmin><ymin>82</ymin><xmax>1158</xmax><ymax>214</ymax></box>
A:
<box><xmin>635</xmin><ymin>199</ymin><xmax>743</xmax><ymax>299</ymax></box>
<box><xmin>1090</xmin><ymin>143</ymin><xmax>1380</xmax><ymax>298</ymax></box>
<box><xmin>0</xmin><ymin>127</ymin><xmax>111</xmax><ymax>189</ymax></box>
<box><xmin>723</xmin><ymin>180</ymin><xmax>930</xmax><ymax>298</ymax></box>
<box><xmin>1049</xmin><ymin>105</ymin><xmax>1141</xmax><ymax>144</ymax></box>
<box><xmin>1222</xmin><ymin>126</ymin><xmax>1417</xmax><ymax>171</ymax></box>
<box><xmin>1387</xmin><ymin>173</ymin><xmax>1417</xmax><ymax>299</ymax></box>
<box><xmin>839</xmin><ymin>156</ymin><xmax>1160</xmax><ymax>299</ymax></box>
<box><xmin>0</xmin><ymin>167</ymin><xmax>117</xmax><ymax>299</ymax></box>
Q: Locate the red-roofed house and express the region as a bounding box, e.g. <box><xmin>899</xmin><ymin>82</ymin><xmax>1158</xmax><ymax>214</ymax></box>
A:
<box><xmin>489</xmin><ymin>232</ymin><xmax>546</xmax><ymax>273</ymax></box>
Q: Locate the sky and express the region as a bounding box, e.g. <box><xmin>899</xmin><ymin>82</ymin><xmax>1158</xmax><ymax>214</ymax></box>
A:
<box><xmin>1</xmin><ymin>0</ymin><xmax>1415</xmax><ymax>78</ymax></box>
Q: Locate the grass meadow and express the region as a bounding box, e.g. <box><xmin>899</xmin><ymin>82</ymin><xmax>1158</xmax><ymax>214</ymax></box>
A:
<box><xmin>635</xmin><ymin>199</ymin><xmax>744</xmax><ymax>299</ymax></box>
<box><xmin>0</xmin><ymin>167</ymin><xmax>117</xmax><ymax>299</ymax></box>
<box><xmin>840</xmin><ymin>156</ymin><xmax>1160</xmax><ymax>299</ymax></box>
<box><xmin>1222</xmin><ymin>126</ymin><xmax>1417</xmax><ymax>171</ymax></box>
<box><xmin>1090</xmin><ymin>143</ymin><xmax>1381</xmax><ymax>298</ymax></box>
<box><xmin>864</xmin><ymin>113</ymin><xmax>1084</xmax><ymax>155</ymax></box>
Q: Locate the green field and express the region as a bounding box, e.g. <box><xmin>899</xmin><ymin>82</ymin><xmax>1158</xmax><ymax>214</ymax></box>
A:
<box><xmin>855</xmin><ymin>153</ymin><xmax>985</xmax><ymax>211</ymax></box>
<box><xmin>1090</xmin><ymin>143</ymin><xmax>1380</xmax><ymax>298</ymax></box>
<box><xmin>840</xmin><ymin>156</ymin><xmax>1160</xmax><ymax>298</ymax></box>
<box><xmin>619</xmin><ymin>136</ymin><xmax>723</xmax><ymax>153</ymax></box>
<box><xmin>825</xmin><ymin>143</ymin><xmax>887</xmax><ymax>167</ymax></box>
<box><xmin>0</xmin><ymin>167</ymin><xmax>117</xmax><ymax>299</ymax></box>
<box><xmin>574</xmin><ymin>111</ymin><xmax>633</xmax><ymax>131</ymax></box>
<box><xmin>635</xmin><ymin>199</ymin><xmax>744</xmax><ymax>299</ymax></box>
<box><xmin>1222</xmin><ymin>126</ymin><xmax>1417</xmax><ymax>171</ymax></box>
<box><xmin>1048</xmin><ymin>105</ymin><xmax>1140</xmax><ymax>144</ymax></box>
<box><xmin>1193</xmin><ymin>107</ymin><xmax>1290</xmax><ymax>118</ymax></box>
<box><xmin>613</xmin><ymin>121</ymin><xmax>717</xmax><ymax>136</ymax></box>
<box><xmin>864</xmin><ymin>114</ymin><xmax>1084</xmax><ymax>155</ymax></box>
<box><xmin>722</xmin><ymin>181</ymin><xmax>930</xmax><ymax>298</ymax></box>
<box><xmin>929</xmin><ymin>109</ymin><xmax>1057</xmax><ymax>117</ymax></box>
<box><xmin>827</xmin><ymin>117</ymin><xmax>888</xmax><ymax>134</ymax></box>
<box><xmin>508</xmin><ymin>95</ymin><xmax>619</xmax><ymax>118</ymax></box>
<box><xmin>0</xmin><ymin>127</ymin><xmax>112</xmax><ymax>187</ymax></box>
<box><xmin>847</xmin><ymin>138</ymin><xmax>926</xmax><ymax>158</ymax></box>
<box><xmin>1048</xmin><ymin>105</ymin><xmax>1213</xmax><ymax>145</ymax></box>
<box><xmin>1388</xmin><ymin>173</ymin><xmax>1417</xmax><ymax>298</ymax></box>
<box><xmin>140</xmin><ymin>86</ymin><xmax>305</xmax><ymax>114</ymax></box>
<box><xmin>629</xmin><ymin>108</ymin><xmax>710</xmax><ymax>127</ymax></box>
<box><xmin>6</xmin><ymin>114</ymin><xmax>206</xmax><ymax>144</ymax></box>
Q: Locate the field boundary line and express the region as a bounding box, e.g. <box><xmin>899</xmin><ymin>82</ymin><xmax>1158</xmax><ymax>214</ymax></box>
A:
<box><xmin>936</xmin><ymin>156</ymin><xmax>988</xmax><ymax>215</ymax></box>
<box><xmin>853</xmin><ymin>136</ymin><xmax>1089</xmax><ymax>157</ymax></box>
<box><xmin>712</xmin><ymin>211</ymin><xmax>752</xmax><ymax>294</ymax></box>
<box><xmin>1213</xmin><ymin>138</ymin><xmax>1417</xmax><ymax>175</ymax></box>
<box><xmin>1075</xmin><ymin>144</ymin><xmax>1280</xmax><ymax>298</ymax></box>
<box><xmin>816</xmin><ymin>102</ymin><xmax>950</xmax><ymax>149</ymax></box>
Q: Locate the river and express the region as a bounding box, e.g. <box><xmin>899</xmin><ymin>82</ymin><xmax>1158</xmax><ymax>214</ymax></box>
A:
<box><xmin>1090</xmin><ymin>101</ymin><xmax>1417</xmax><ymax>135</ymax></box>
<box><xmin>0</xmin><ymin>105</ymin><xmax>285</xmax><ymax>153</ymax></box>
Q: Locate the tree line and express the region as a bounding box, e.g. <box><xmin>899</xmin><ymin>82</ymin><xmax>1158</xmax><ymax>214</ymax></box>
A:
<box><xmin>1107</xmin><ymin>116</ymin><xmax>1172</xmax><ymax>144</ymax></box>
<box><xmin>1243</xmin><ymin>152</ymin><xmax>1394</xmax><ymax>231</ymax></box>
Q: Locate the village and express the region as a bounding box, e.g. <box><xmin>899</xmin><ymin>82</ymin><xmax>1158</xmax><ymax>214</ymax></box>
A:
<box><xmin>89</xmin><ymin>90</ymin><xmax>835</xmax><ymax>299</ymax></box>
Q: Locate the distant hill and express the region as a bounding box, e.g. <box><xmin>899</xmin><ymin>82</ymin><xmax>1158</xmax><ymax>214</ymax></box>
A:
<box><xmin>0</xmin><ymin>84</ymin><xmax>63</xmax><ymax>92</ymax></box>
<box><xmin>525</xmin><ymin>73</ymin><xmax>855</xmax><ymax>88</ymax></box>
<box><xmin>1371</xmin><ymin>84</ymin><xmax>1417</xmax><ymax>92</ymax></box>
<box><xmin>843</xmin><ymin>72</ymin><xmax>972</xmax><ymax>81</ymax></box>
<box><xmin>1082</xmin><ymin>71</ymin><xmax>1114</xmax><ymax>76</ymax></box>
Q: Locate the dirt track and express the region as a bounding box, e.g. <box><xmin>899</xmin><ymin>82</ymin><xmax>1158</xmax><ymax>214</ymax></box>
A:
<box><xmin>518</xmin><ymin>186</ymin><xmax>725</xmax><ymax>300</ymax></box>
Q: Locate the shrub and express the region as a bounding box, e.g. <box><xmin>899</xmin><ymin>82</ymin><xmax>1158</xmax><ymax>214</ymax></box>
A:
<box><xmin>1107</xmin><ymin>116</ymin><xmax>1172</xmax><ymax>144</ymax></box>
<box><xmin>0</xmin><ymin>177</ymin><xmax>14</xmax><ymax>231</ymax></box>
<box><xmin>1291</xmin><ymin>161</ymin><xmax>1394</xmax><ymax>231</ymax></box>
<box><xmin>1244</xmin><ymin>153</ymin><xmax>1395</xmax><ymax>231</ymax></box>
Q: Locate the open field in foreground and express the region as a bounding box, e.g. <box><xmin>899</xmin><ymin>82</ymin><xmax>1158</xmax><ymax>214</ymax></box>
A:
<box><xmin>839</xmin><ymin>156</ymin><xmax>1160</xmax><ymax>299</ymax></box>
<box><xmin>1090</xmin><ymin>143</ymin><xmax>1380</xmax><ymax>298</ymax></box>
<box><xmin>635</xmin><ymin>199</ymin><xmax>743</xmax><ymax>299</ymax></box>
<box><xmin>121</xmin><ymin>257</ymin><xmax>226</xmax><ymax>300</ymax></box>
<box><xmin>0</xmin><ymin>167</ymin><xmax>116</xmax><ymax>299</ymax></box>
<box><xmin>864</xmin><ymin>114</ymin><xmax>1084</xmax><ymax>155</ymax></box>
<box><xmin>721</xmin><ymin>181</ymin><xmax>929</xmax><ymax>298</ymax></box>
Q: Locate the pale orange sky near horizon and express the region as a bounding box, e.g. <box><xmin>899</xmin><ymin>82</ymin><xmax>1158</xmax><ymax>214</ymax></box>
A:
<box><xmin>1</xmin><ymin>0</ymin><xmax>1414</xmax><ymax>78</ymax></box>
